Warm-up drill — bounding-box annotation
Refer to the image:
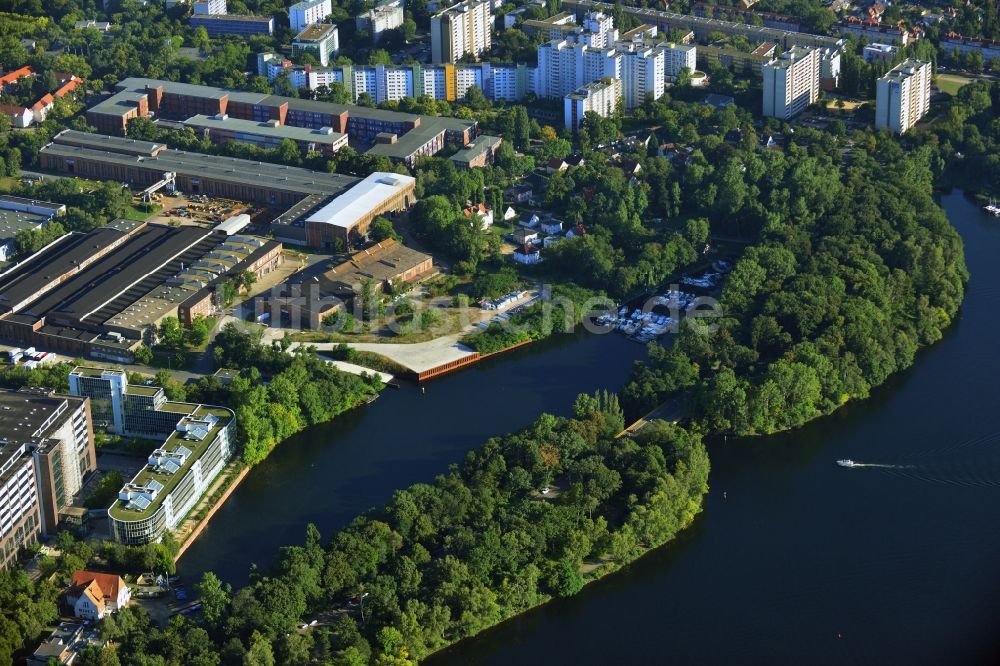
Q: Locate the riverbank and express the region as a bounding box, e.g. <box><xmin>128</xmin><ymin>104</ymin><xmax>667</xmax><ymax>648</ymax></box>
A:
<box><xmin>172</xmin><ymin>462</ymin><xmax>249</xmax><ymax>561</ymax></box>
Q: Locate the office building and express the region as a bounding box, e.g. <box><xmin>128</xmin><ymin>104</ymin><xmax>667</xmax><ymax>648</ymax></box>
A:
<box><xmin>356</xmin><ymin>1</ymin><xmax>405</xmax><ymax>44</ymax></box>
<box><xmin>293</xmin><ymin>23</ymin><xmax>339</xmax><ymax>66</ymax></box>
<box><xmin>762</xmin><ymin>46</ymin><xmax>819</xmax><ymax>120</ymax></box>
<box><xmin>431</xmin><ymin>0</ymin><xmax>492</xmax><ymax>64</ymax></box>
<box><xmin>0</xmin><ymin>389</ymin><xmax>96</xmax><ymax>567</ymax></box>
<box><xmin>189</xmin><ymin>14</ymin><xmax>274</xmax><ymax>36</ymax></box>
<box><xmin>564</xmin><ymin>77</ymin><xmax>621</xmax><ymax>130</ymax></box>
<box><xmin>68</xmin><ymin>367</ymin><xmax>236</xmax><ymax>545</ymax></box>
<box><xmin>290</xmin><ymin>0</ymin><xmax>332</xmax><ymax>33</ymax></box>
<box><xmin>875</xmin><ymin>59</ymin><xmax>931</xmax><ymax>134</ymax></box>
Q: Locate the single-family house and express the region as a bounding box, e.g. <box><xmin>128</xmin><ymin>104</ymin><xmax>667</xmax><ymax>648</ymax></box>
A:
<box><xmin>543</xmin><ymin>235</ymin><xmax>562</xmax><ymax>248</ymax></box>
<box><xmin>565</xmin><ymin>223</ymin><xmax>586</xmax><ymax>238</ymax></box>
<box><xmin>565</xmin><ymin>155</ymin><xmax>586</xmax><ymax>168</ymax></box>
<box><xmin>518</xmin><ymin>211</ymin><xmax>540</xmax><ymax>228</ymax></box>
<box><xmin>540</xmin><ymin>219</ymin><xmax>562</xmax><ymax>235</ymax></box>
<box><xmin>512</xmin><ymin>228</ymin><xmax>538</xmax><ymax>245</ymax></box>
<box><xmin>512</xmin><ymin>243</ymin><xmax>541</xmax><ymax>264</ymax></box>
<box><xmin>505</xmin><ymin>183</ymin><xmax>533</xmax><ymax>203</ymax></box>
<box><xmin>70</xmin><ymin>571</ymin><xmax>130</xmax><ymax>615</ymax></box>
<box><xmin>620</xmin><ymin>159</ymin><xmax>642</xmax><ymax>177</ymax></box>
<box><xmin>546</xmin><ymin>157</ymin><xmax>569</xmax><ymax>174</ymax></box>
<box><xmin>502</xmin><ymin>205</ymin><xmax>517</xmax><ymax>221</ymax></box>
<box><xmin>0</xmin><ymin>104</ymin><xmax>33</xmax><ymax>128</ymax></box>
<box><xmin>68</xmin><ymin>580</ymin><xmax>107</xmax><ymax>620</ymax></box>
<box><xmin>463</xmin><ymin>203</ymin><xmax>493</xmax><ymax>229</ymax></box>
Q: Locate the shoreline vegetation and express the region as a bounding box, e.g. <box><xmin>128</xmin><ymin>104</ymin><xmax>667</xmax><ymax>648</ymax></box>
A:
<box><xmin>92</xmin><ymin>393</ymin><xmax>709</xmax><ymax>666</ymax></box>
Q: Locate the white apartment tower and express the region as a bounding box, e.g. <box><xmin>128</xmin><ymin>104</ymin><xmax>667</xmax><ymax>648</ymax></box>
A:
<box><xmin>537</xmin><ymin>39</ymin><xmax>616</xmax><ymax>98</ymax></box>
<box><xmin>564</xmin><ymin>78</ymin><xmax>621</xmax><ymax>130</ymax></box>
<box><xmin>617</xmin><ymin>43</ymin><xmax>664</xmax><ymax>109</ymax></box>
<box><xmin>356</xmin><ymin>2</ymin><xmax>405</xmax><ymax>44</ymax></box>
<box><xmin>579</xmin><ymin>11</ymin><xmax>617</xmax><ymax>48</ymax></box>
<box><xmin>875</xmin><ymin>59</ymin><xmax>931</xmax><ymax>134</ymax></box>
<box><xmin>762</xmin><ymin>46</ymin><xmax>820</xmax><ymax>120</ymax></box>
<box><xmin>431</xmin><ymin>0</ymin><xmax>492</xmax><ymax>64</ymax></box>
<box><xmin>662</xmin><ymin>42</ymin><xmax>696</xmax><ymax>80</ymax></box>
<box><xmin>289</xmin><ymin>0</ymin><xmax>332</xmax><ymax>33</ymax></box>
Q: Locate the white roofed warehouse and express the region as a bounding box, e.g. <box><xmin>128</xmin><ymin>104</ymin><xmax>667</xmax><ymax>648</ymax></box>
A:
<box><xmin>305</xmin><ymin>172</ymin><xmax>416</xmax><ymax>249</ymax></box>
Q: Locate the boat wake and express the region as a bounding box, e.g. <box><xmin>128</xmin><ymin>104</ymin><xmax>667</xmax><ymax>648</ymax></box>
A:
<box><xmin>837</xmin><ymin>460</ymin><xmax>911</xmax><ymax>470</ymax></box>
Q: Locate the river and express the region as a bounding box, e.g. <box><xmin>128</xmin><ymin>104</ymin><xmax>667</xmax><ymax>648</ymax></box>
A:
<box><xmin>182</xmin><ymin>191</ymin><xmax>1000</xmax><ymax>664</ymax></box>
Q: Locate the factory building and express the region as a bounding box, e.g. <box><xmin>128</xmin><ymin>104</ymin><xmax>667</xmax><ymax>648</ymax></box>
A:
<box><xmin>304</xmin><ymin>172</ymin><xmax>416</xmax><ymax>249</ymax></box>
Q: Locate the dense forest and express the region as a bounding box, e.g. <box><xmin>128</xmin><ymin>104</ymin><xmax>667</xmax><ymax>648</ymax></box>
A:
<box><xmin>195</xmin><ymin>324</ymin><xmax>384</xmax><ymax>466</ymax></box>
<box><xmin>622</xmin><ymin>134</ymin><xmax>968</xmax><ymax>433</ymax></box>
<box><xmin>67</xmin><ymin>395</ymin><xmax>707</xmax><ymax>665</ymax></box>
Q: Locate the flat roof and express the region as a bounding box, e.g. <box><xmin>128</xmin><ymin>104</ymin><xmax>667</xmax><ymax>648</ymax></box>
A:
<box><xmin>107</xmin><ymin>404</ymin><xmax>233</xmax><ymax>522</ymax></box>
<box><xmin>0</xmin><ymin>227</ymin><xmax>126</xmax><ymax>313</ymax></box>
<box><xmin>305</xmin><ymin>172</ymin><xmax>415</xmax><ymax>229</ymax></box>
<box><xmin>20</xmin><ymin>225</ymin><xmax>211</xmax><ymax>323</ymax></box>
<box><xmin>41</xmin><ymin>141</ymin><xmax>359</xmax><ymax>197</ymax></box>
<box><xmin>295</xmin><ymin>23</ymin><xmax>338</xmax><ymax>42</ymax></box>
<box><xmin>190</xmin><ymin>13</ymin><xmax>273</xmax><ymax>22</ymax></box>
<box><xmin>182</xmin><ymin>114</ymin><xmax>348</xmax><ymax>145</ymax></box>
<box><xmin>86</xmin><ymin>90</ymin><xmax>149</xmax><ymax>119</ymax></box>
<box><xmin>450</xmin><ymin>134</ymin><xmax>501</xmax><ymax>164</ymax></box>
<box><xmin>0</xmin><ymin>209</ymin><xmax>47</xmax><ymax>240</ymax></box>
<box><xmin>0</xmin><ymin>390</ymin><xmax>77</xmax><ymax>444</ymax></box>
<box><xmin>53</xmin><ymin>129</ymin><xmax>164</xmax><ymax>156</ymax></box>
<box><xmin>0</xmin><ymin>195</ymin><xmax>66</xmax><ymax>215</ymax></box>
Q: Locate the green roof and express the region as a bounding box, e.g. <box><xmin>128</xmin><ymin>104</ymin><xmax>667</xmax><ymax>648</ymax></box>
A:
<box><xmin>107</xmin><ymin>404</ymin><xmax>233</xmax><ymax>522</ymax></box>
<box><xmin>125</xmin><ymin>385</ymin><xmax>161</xmax><ymax>397</ymax></box>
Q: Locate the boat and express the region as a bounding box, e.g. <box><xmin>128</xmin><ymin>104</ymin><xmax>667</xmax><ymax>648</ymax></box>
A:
<box><xmin>837</xmin><ymin>459</ymin><xmax>856</xmax><ymax>467</ymax></box>
<box><xmin>985</xmin><ymin>199</ymin><xmax>1000</xmax><ymax>217</ymax></box>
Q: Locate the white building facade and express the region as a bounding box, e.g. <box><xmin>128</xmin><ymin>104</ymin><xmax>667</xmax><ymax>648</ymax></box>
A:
<box><xmin>431</xmin><ymin>0</ymin><xmax>492</xmax><ymax>64</ymax></box>
<box><xmin>762</xmin><ymin>46</ymin><xmax>820</xmax><ymax>119</ymax></box>
<box><xmin>289</xmin><ymin>0</ymin><xmax>332</xmax><ymax>33</ymax></box>
<box><xmin>875</xmin><ymin>58</ymin><xmax>931</xmax><ymax>134</ymax></box>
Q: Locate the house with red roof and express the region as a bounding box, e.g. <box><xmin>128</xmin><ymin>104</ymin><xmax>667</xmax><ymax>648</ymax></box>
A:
<box><xmin>68</xmin><ymin>571</ymin><xmax>131</xmax><ymax>616</ymax></box>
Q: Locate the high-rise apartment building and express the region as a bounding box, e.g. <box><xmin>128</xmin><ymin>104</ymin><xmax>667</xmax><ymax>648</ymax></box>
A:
<box><xmin>762</xmin><ymin>46</ymin><xmax>820</xmax><ymax>119</ymax></box>
<box><xmin>564</xmin><ymin>78</ymin><xmax>621</xmax><ymax>130</ymax></box>
<box><xmin>290</xmin><ymin>0</ymin><xmax>333</xmax><ymax>33</ymax></box>
<box><xmin>662</xmin><ymin>42</ymin><xmax>696</xmax><ymax>80</ymax></box>
<box><xmin>875</xmin><ymin>58</ymin><xmax>931</xmax><ymax>134</ymax></box>
<box><xmin>431</xmin><ymin>0</ymin><xmax>492</xmax><ymax>64</ymax></box>
<box><xmin>616</xmin><ymin>42</ymin><xmax>664</xmax><ymax>109</ymax></box>
<box><xmin>536</xmin><ymin>39</ymin><xmax>616</xmax><ymax>98</ymax></box>
<box><xmin>356</xmin><ymin>0</ymin><xmax>405</xmax><ymax>44</ymax></box>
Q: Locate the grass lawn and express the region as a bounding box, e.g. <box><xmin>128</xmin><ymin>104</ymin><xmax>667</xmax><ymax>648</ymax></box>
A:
<box><xmin>935</xmin><ymin>74</ymin><xmax>973</xmax><ymax>97</ymax></box>
<box><xmin>0</xmin><ymin>176</ymin><xmax>20</xmax><ymax>193</ymax></box>
<box><xmin>123</xmin><ymin>202</ymin><xmax>162</xmax><ymax>221</ymax></box>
